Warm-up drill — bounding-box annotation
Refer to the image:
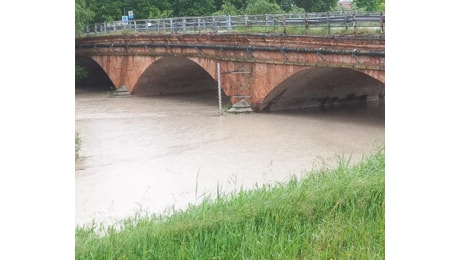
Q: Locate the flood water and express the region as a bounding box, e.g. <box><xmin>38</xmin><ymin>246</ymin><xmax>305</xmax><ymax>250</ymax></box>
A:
<box><xmin>75</xmin><ymin>90</ymin><xmax>384</xmax><ymax>227</ymax></box>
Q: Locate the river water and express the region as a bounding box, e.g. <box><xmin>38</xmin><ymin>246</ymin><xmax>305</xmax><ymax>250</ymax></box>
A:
<box><xmin>75</xmin><ymin>90</ymin><xmax>384</xmax><ymax>227</ymax></box>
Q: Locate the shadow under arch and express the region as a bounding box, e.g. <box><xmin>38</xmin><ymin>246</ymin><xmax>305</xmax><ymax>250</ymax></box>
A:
<box><xmin>259</xmin><ymin>67</ymin><xmax>385</xmax><ymax>112</ymax></box>
<box><xmin>75</xmin><ymin>56</ymin><xmax>114</xmax><ymax>92</ymax></box>
<box><xmin>132</xmin><ymin>56</ymin><xmax>221</xmax><ymax>97</ymax></box>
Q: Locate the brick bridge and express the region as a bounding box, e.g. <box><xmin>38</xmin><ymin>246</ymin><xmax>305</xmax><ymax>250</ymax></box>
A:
<box><xmin>75</xmin><ymin>34</ymin><xmax>384</xmax><ymax>112</ymax></box>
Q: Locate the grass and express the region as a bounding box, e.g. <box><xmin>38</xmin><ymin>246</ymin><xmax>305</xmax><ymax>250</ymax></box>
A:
<box><xmin>75</xmin><ymin>146</ymin><xmax>384</xmax><ymax>259</ymax></box>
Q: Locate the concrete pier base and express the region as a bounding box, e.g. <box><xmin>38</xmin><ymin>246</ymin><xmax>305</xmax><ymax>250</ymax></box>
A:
<box><xmin>227</xmin><ymin>99</ymin><xmax>253</xmax><ymax>113</ymax></box>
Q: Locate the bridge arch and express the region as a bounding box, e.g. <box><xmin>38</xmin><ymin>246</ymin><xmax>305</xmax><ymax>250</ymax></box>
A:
<box><xmin>75</xmin><ymin>56</ymin><xmax>114</xmax><ymax>91</ymax></box>
<box><xmin>131</xmin><ymin>56</ymin><xmax>230</xmax><ymax>99</ymax></box>
<box><xmin>258</xmin><ymin>67</ymin><xmax>385</xmax><ymax>111</ymax></box>
<box><xmin>76</xmin><ymin>34</ymin><xmax>384</xmax><ymax>112</ymax></box>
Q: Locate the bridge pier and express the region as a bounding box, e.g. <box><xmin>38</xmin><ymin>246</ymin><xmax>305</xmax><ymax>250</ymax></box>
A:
<box><xmin>227</xmin><ymin>96</ymin><xmax>253</xmax><ymax>113</ymax></box>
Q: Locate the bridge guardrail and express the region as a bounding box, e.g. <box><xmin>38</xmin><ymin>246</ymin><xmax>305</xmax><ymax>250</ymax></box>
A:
<box><xmin>83</xmin><ymin>11</ymin><xmax>384</xmax><ymax>36</ymax></box>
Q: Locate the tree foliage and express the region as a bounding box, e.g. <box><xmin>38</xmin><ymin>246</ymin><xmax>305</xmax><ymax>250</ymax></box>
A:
<box><xmin>75</xmin><ymin>65</ymin><xmax>88</xmax><ymax>82</ymax></box>
<box><xmin>353</xmin><ymin>0</ymin><xmax>385</xmax><ymax>11</ymax></box>
<box><xmin>75</xmin><ymin>0</ymin><xmax>94</xmax><ymax>34</ymax></box>
<box><xmin>245</xmin><ymin>0</ymin><xmax>283</xmax><ymax>14</ymax></box>
<box><xmin>289</xmin><ymin>5</ymin><xmax>305</xmax><ymax>13</ymax></box>
<box><xmin>214</xmin><ymin>0</ymin><xmax>241</xmax><ymax>15</ymax></box>
<box><xmin>214</xmin><ymin>0</ymin><xmax>249</xmax><ymax>15</ymax></box>
<box><xmin>85</xmin><ymin>0</ymin><xmax>120</xmax><ymax>23</ymax></box>
<box><xmin>77</xmin><ymin>0</ymin><xmax>360</xmax><ymax>25</ymax></box>
<box><xmin>293</xmin><ymin>0</ymin><xmax>337</xmax><ymax>12</ymax></box>
<box><xmin>147</xmin><ymin>0</ymin><xmax>174</xmax><ymax>18</ymax></box>
<box><xmin>171</xmin><ymin>0</ymin><xmax>217</xmax><ymax>17</ymax></box>
<box><xmin>276</xmin><ymin>0</ymin><xmax>304</xmax><ymax>13</ymax></box>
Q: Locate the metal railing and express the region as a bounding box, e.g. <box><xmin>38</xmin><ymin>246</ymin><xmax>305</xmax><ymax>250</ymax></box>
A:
<box><xmin>83</xmin><ymin>11</ymin><xmax>385</xmax><ymax>36</ymax></box>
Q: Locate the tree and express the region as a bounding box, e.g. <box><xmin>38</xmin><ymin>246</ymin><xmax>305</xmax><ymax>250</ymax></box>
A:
<box><xmin>75</xmin><ymin>0</ymin><xmax>95</xmax><ymax>35</ymax></box>
<box><xmin>149</xmin><ymin>7</ymin><xmax>174</xmax><ymax>18</ymax></box>
<box><xmin>214</xmin><ymin>0</ymin><xmax>240</xmax><ymax>15</ymax></box>
<box><xmin>276</xmin><ymin>0</ymin><xmax>305</xmax><ymax>13</ymax></box>
<box><xmin>277</xmin><ymin>0</ymin><xmax>304</xmax><ymax>12</ymax></box>
<box><xmin>245</xmin><ymin>0</ymin><xmax>284</xmax><ymax>14</ymax></box>
<box><xmin>353</xmin><ymin>0</ymin><xmax>385</xmax><ymax>11</ymax></box>
<box><xmin>86</xmin><ymin>0</ymin><xmax>121</xmax><ymax>23</ymax></box>
<box><xmin>293</xmin><ymin>0</ymin><xmax>337</xmax><ymax>12</ymax></box>
<box><xmin>75</xmin><ymin>65</ymin><xmax>88</xmax><ymax>81</ymax></box>
<box><xmin>123</xmin><ymin>0</ymin><xmax>163</xmax><ymax>20</ymax></box>
<box><xmin>147</xmin><ymin>0</ymin><xmax>174</xmax><ymax>18</ymax></box>
<box><xmin>289</xmin><ymin>5</ymin><xmax>305</xmax><ymax>13</ymax></box>
<box><xmin>171</xmin><ymin>0</ymin><xmax>217</xmax><ymax>17</ymax></box>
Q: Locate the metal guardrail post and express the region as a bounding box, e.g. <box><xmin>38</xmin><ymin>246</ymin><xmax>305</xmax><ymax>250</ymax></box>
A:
<box><xmin>265</xmin><ymin>14</ymin><xmax>269</xmax><ymax>32</ymax></box>
<box><xmin>245</xmin><ymin>15</ymin><xmax>249</xmax><ymax>33</ymax></box>
<box><xmin>227</xmin><ymin>15</ymin><xmax>232</xmax><ymax>32</ymax></box>
<box><xmin>283</xmin><ymin>14</ymin><xmax>286</xmax><ymax>34</ymax></box>
<box><xmin>352</xmin><ymin>12</ymin><xmax>356</xmax><ymax>33</ymax></box>
<box><xmin>305</xmin><ymin>15</ymin><xmax>308</xmax><ymax>34</ymax></box>
<box><xmin>380</xmin><ymin>12</ymin><xmax>384</xmax><ymax>34</ymax></box>
<box><xmin>327</xmin><ymin>12</ymin><xmax>330</xmax><ymax>35</ymax></box>
<box><xmin>344</xmin><ymin>15</ymin><xmax>348</xmax><ymax>30</ymax></box>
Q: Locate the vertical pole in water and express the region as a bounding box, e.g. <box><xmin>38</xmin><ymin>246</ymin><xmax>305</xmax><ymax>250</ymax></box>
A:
<box><xmin>217</xmin><ymin>63</ymin><xmax>223</xmax><ymax>116</ymax></box>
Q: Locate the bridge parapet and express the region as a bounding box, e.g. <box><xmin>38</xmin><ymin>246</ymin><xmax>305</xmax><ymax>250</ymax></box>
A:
<box><xmin>76</xmin><ymin>34</ymin><xmax>384</xmax><ymax>51</ymax></box>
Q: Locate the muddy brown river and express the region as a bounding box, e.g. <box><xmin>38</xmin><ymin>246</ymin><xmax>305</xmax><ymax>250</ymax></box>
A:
<box><xmin>75</xmin><ymin>90</ymin><xmax>384</xmax><ymax>227</ymax></box>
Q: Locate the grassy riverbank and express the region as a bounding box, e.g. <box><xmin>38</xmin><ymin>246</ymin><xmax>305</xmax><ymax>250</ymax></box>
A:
<box><xmin>75</xmin><ymin>147</ymin><xmax>384</xmax><ymax>259</ymax></box>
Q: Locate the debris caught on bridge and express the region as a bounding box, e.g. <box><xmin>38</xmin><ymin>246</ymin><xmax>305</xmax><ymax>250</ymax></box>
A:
<box><xmin>227</xmin><ymin>99</ymin><xmax>253</xmax><ymax>113</ymax></box>
<box><xmin>109</xmin><ymin>86</ymin><xmax>131</xmax><ymax>97</ymax></box>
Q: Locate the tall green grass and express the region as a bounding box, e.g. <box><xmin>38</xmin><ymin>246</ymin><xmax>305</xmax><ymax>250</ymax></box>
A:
<box><xmin>76</xmin><ymin>146</ymin><xmax>384</xmax><ymax>259</ymax></box>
